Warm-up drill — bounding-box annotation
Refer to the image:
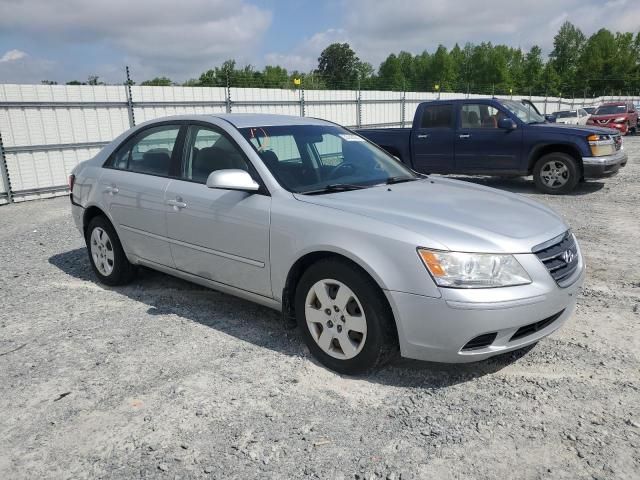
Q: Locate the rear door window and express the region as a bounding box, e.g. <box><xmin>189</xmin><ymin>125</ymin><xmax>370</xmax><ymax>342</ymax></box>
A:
<box><xmin>110</xmin><ymin>125</ymin><xmax>181</xmax><ymax>176</ymax></box>
<box><xmin>420</xmin><ymin>104</ymin><xmax>454</xmax><ymax>128</ymax></box>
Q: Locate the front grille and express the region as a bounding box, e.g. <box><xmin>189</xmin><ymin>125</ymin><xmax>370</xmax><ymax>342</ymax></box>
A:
<box><xmin>532</xmin><ymin>232</ymin><xmax>579</xmax><ymax>285</ymax></box>
<box><xmin>510</xmin><ymin>310</ymin><xmax>564</xmax><ymax>342</ymax></box>
<box><xmin>461</xmin><ymin>332</ymin><xmax>497</xmax><ymax>351</ymax></box>
<box><xmin>597</xmin><ymin>119</ymin><xmax>610</xmax><ymax>125</ymax></box>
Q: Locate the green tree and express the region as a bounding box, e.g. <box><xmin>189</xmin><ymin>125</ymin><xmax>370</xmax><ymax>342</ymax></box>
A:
<box><xmin>262</xmin><ymin>65</ymin><xmax>289</xmax><ymax>88</ymax></box>
<box><xmin>523</xmin><ymin>46</ymin><xmax>544</xmax><ymax>94</ymax></box>
<box><xmin>316</xmin><ymin>43</ymin><xmax>361</xmax><ymax>89</ymax></box>
<box><xmin>430</xmin><ymin>45</ymin><xmax>454</xmax><ymax>90</ymax></box>
<box><xmin>540</xmin><ymin>63</ymin><xmax>561</xmax><ymax>96</ymax></box>
<box><xmin>141</xmin><ymin>76</ymin><xmax>173</xmax><ymax>86</ymax></box>
<box><xmin>549</xmin><ymin>21</ymin><xmax>585</xmax><ymax>91</ymax></box>
<box><xmin>377</xmin><ymin>53</ymin><xmax>405</xmax><ymax>90</ymax></box>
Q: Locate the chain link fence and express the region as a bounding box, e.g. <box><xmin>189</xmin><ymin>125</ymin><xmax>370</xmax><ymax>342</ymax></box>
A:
<box><xmin>0</xmin><ymin>79</ymin><xmax>638</xmax><ymax>204</ymax></box>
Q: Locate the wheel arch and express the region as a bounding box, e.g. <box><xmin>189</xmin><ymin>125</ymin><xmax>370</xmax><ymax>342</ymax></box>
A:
<box><xmin>527</xmin><ymin>144</ymin><xmax>583</xmax><ymax>176</ymax></box>
<box><xmin>280</xmin><ymin>250</ymin><xmax>396</xmax><ymax>338</ymax></box>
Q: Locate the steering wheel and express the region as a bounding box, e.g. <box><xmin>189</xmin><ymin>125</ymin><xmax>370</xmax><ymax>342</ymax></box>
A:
<box><xmin>327</xmin><ymin>161</ymin><xmax>357</xmax><ymax>180</ymax></box>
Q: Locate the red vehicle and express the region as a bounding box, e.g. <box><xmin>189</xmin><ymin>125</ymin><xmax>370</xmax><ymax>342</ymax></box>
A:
<box><xmin>587</xmin><ymin>102</ymin><xmax>638</xmax><ymax>135</ymax></box>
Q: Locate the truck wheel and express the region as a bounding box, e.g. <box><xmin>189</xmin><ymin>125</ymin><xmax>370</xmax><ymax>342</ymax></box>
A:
<box><xmin>533</xmin><ymin>153</ymin><xmax>580</xmax><ymax>195</ymax></box>
<box><xmin>295</xmin><ymin>259</ymin><xmax>398</xmax><ymax>374</ymax></box>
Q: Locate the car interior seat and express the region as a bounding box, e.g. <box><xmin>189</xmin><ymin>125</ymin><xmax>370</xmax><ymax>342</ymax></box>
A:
<box><xmin>467</xmin><ymin>111</ymin><xmax>480</xmax><ymax>127</ymax></box>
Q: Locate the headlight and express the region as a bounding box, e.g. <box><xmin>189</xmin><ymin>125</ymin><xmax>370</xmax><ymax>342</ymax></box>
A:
<box><xmin>614</xmin><ymin>117</ymin><xmax>626</xmax><ymax>123</ymax></box>
<box><xmin>417</xmin><ymin>248</ymin><xmax>531</xmax><ymax>288</ymax></box>
<box><xmin>588</xmin><ymin>134</ymin><xmax>615</xmax><ymax>156</ymax></box>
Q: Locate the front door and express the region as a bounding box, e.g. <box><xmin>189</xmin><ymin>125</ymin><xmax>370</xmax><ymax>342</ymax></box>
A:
<box><xmin>410</xmin><ymin>103</ymin><xmax>455</xmax><ymax>173</ymax></box>
<box><xmin>454</xmin><ymin>103</ymin><xmax>522</xmax><ymax>173</ymax></box>
<box><xmin>99</xmin><ymin>124</ymin><xmax>182</xmax><ymax>266</ymax></box>
<box><xmin>164</xmin><ymin>124</ymin><xmax>272</xmax><ymax>297</ymax></box>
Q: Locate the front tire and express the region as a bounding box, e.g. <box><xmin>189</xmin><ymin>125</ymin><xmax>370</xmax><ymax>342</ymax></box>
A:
<box><xmin>86</xmin><ymin>216</ymin><xmax>136</xmax><ymax>286</ymax></box>
<box><xmin>533</xmin><ymin>153</ymin><xmax>579</xmax><ymax>195</ymax></box>
<box><xmin>295</xmin><ymin>259</ymin><xmax>397</xmax><ymax>374</ymax></box>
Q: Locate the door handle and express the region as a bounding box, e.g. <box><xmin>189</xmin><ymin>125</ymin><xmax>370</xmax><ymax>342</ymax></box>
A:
<box><xmin>166</xmin><ymin>198</ymin><xmax>187</xmax><ymax>209</ymax></box>
<box><xmin>459</xmin><ymin>134</ymin><xmax>471</xmax><ymax>139</ymax></box>
<box><xmin>105</xmin><ymin>184</ymin><xmax>119</xmax><ymax>195</ymax></box>
<box><xmin>417</xmin><ymin>134</ymin><xmax>430</xmax><ymax>139</ymax></box>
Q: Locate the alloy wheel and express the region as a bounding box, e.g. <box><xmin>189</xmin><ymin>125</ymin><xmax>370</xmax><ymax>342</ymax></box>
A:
<box><xmin>304</xmin><ymin>279</ymin><xmax>367</xmax><ymax>360</ymax></box>
<box><xmin>90</xmin><ymin>227</ymin><xmax>115</xmax><ymax>276</ymax></box>
<box><xmin>540</xmin><ymin>160</ymin><xmax>569</xmax><ymax>188</ymax></box>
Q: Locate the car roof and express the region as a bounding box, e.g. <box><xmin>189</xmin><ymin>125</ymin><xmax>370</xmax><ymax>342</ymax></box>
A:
<box><xmin>600</xmin><ymin>102</ymin><xmax>627</xmax><ymax>106</ymax></box>
<box><xmin>136</xmin><ymin>113</ymin><xmax>333</xmax><ymax>129</ymax></box>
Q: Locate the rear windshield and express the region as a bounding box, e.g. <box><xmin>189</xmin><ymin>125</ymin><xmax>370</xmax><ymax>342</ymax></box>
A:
<box><xmin>594</xmin><ymin>105</ymin><xmax>626</xmax><ymax>115</ymax></box>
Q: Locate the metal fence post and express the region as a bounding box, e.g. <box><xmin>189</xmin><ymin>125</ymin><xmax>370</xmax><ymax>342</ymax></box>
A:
<box><xmin>356</xmin><ymin>89</ymin><xmax>362</xmax><ymax>128</ymax></box>
<box><xmin>0</xmin><ymin>130</ymin><xmax>13</xmax><ymax>203</ymax></box>
<box><xmin>401</xmin><ymin>91</ymin><xmax>406</xmax><ymax>128</ymax></box>
<box><xmin>125</xmin><ymin>66</ymin><xmax>136</xmax><ymax>127</ymax></box>
<box><xmin>225</xmin><ymin>74</ymin><xmax>232</xmax><ymax>113</ymax></box>
<box><xmin>299</xmin><ymin>85</ymin><xmax>305</xmax><ymax>117</ymax></box>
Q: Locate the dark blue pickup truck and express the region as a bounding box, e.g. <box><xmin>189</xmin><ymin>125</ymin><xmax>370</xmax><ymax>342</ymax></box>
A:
<box><xmin>357</xmin><ymin>98</ymin><xmax>627</xmax><ymax>194</ymax></box>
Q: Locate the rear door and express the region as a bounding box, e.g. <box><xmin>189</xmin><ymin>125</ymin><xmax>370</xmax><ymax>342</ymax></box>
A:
<box><xmin>454</xmin><ymin>102</ymin><xmax>522</xmax><ymax>173</ymax></box>
<box><xmin>410</xmin><ymin>103</ymin><xmax>455</xmax><ymax>173</ymax></box>
<box><xmin>99</xmin><ymin>123</ymin><xmax>183</xmax><ymax>266</ymax></box>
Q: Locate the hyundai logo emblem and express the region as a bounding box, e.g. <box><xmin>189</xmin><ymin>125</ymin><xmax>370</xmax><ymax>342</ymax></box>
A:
<box><xmin>562</xmin><ymin>250</ymin><xmax>575</xmax><ymax>264</ymax></box>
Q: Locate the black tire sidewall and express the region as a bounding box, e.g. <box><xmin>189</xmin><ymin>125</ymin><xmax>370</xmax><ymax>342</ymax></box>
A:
<box><xmin>85</xmin><ymin>216</ymin><xmax>133</xmax><ymax>286</ymax></box>
<box><xmin>295</xmin><ymin>259</ymin><xmax>396</xmax><ymax>375</ymax></box>
<box><xmin>533</xmin><ymin>153</ymin><xmax>579</xmax><ymax>195</ymax></box>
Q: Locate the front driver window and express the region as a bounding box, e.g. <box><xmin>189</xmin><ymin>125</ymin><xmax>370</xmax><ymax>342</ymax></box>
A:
<box><xmin>461</xmin><ymin>104</ymin><xmax>502</xmax><ymax>128</ymax></box>
<box><xmin>182</xmin><ymin>126</ymin><xmax>249</xmax><ymax>183</ymax></box>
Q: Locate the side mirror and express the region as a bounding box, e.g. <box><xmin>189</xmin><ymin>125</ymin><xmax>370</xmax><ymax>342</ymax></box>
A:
<box><xmin>545</xmin><ymin>115</ymin><xmax>556</xmax><ymax>123</ymax></box>
<box><xmin>498</xmin><ymin>118</ymin><xmax>517</xmax><ymax>130</ymax></box>
<box><xmin>206</xmin><ymin>169</ymin><xmax>260</xmax><ymax>192</ymax></box>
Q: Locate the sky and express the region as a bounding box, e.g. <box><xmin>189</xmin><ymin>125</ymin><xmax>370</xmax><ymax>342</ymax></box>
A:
<box><xmin>0</xmin><ymin>0</ymin><xmax>639</xmax><ymax>84</ymax></box>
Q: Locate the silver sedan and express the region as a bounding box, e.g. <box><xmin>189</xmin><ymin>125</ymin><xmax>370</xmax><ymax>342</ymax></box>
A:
<box><xmin>70</xmin><ymin>114</ymin><xmax>585</xmax><ymax>374</ymax></box>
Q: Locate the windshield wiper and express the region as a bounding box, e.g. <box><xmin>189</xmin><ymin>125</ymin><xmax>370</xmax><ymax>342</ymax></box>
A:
<box><xmin>300</xmin><ymin>183</ymin><xmax>369</xmax><ymax>195</ymax></box>
<box><xmin>385</xmin><ymin>175</ymin><xmax>418</xmax><ymax>185</ymax></box>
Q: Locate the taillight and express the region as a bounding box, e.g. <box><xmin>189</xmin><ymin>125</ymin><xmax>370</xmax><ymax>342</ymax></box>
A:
<box><xmin>68</xmin><ymin>174</ymin><xmax>75</xmax><ymax>192</ymax></box>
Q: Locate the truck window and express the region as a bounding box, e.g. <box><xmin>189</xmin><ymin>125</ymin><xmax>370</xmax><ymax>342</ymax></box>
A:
<box><xmin>461</xmin><ymin>104</ymin><xmax>502</xmax><ymax>128</ymax></box>
<box><xmin>421</xmin><ymin>104</ymin><xmax>453</xmax><ymax>128</ymax></box>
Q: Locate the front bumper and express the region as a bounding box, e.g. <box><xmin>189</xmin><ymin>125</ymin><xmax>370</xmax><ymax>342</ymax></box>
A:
<box><xmin>583</xmin><ymin>149</ymin><xmax>628</xmax><ymax>178</ymax></box>
<box><xmin>386</xmin><ymin>250</ymin><xmax>585</xmax><ymax>363</ymax></box>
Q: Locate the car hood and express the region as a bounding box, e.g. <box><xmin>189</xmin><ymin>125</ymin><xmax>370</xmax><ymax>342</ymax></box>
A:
<box><xmin>589</xmin><ymin>113</ymin><xmax>628</xmax><ymax>121</ymax></box>
<box><xmin>528</xmin><ymin>122</ymin><xmax>614</xmax><ymax>135</ymax></box>
<box><xmin>294</xmin><ymin>178</ymin><xmax>568</xmax><ymax>253</ymax></box>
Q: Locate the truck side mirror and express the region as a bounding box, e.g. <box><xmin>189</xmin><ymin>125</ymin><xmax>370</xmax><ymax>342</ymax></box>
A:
<box><xmin>498</xmin><ymin>118</ymin><xmax>517</xmax><ymax>130</ymax></box>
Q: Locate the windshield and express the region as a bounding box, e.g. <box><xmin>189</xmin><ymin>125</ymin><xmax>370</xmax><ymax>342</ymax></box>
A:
<box><xmin>500</xmin><ymin>100</ymin><xmax>546</xmax><ymax>124</ymax></box>
<box><xmin>594</xmin><ymin>105</ymin><xmax>626</xmax><ymax>115</ymax></box>
<box><xmin>555</xmin><ymin>111</ymin><xmax>576</xmax><ymax>118</ymax></box>
<box><xmin>239</xmin><ymin>124</ymin><xmax>417</xmax><ymax>193</ymax></box>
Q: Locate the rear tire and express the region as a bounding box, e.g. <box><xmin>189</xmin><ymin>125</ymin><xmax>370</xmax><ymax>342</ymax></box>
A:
<box><xmin>86</xmin><ymin>216</ymin><xmax>136</xmax><ymax>286</ymax></box>
<box><xmin>295</xmin><ymin>259</ymin><xmax>398</xmax><ymax>374</ymax></box>
<box><xmin>533</xmin><ymin>153</ymin><xmax>579</xmax><ymax>195</ymax></box>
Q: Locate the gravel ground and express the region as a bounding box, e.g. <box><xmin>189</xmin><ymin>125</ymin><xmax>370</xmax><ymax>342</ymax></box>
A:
<box><xmin>1</xmin><ymin>138</ymin><xmax>639</xmax><ymax>480</ymax></box>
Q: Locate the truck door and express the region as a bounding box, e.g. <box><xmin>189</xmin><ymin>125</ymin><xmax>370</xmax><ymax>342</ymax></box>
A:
<box><xmin>410</xmin><ymin>103</ymin><xmax>455</xmax><ymax>173</ymax></box>
<box><xmin>454</xmin><ymin>102</ymin><xmax>522</xmax><ymax>173</ymax></box>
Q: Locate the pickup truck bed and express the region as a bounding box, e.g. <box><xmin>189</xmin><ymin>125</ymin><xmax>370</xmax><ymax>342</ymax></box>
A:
<box><xmin>356</xmin><ymin>128</ymin><xmax>412</xmax><ymax>165</ymax></box>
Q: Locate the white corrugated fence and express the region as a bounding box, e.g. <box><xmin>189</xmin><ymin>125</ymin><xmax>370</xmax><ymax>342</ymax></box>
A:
<box><xmin>0</xmin><ymin>83</ymin><xmax>636</xmax><ymax>204</ymax></box>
